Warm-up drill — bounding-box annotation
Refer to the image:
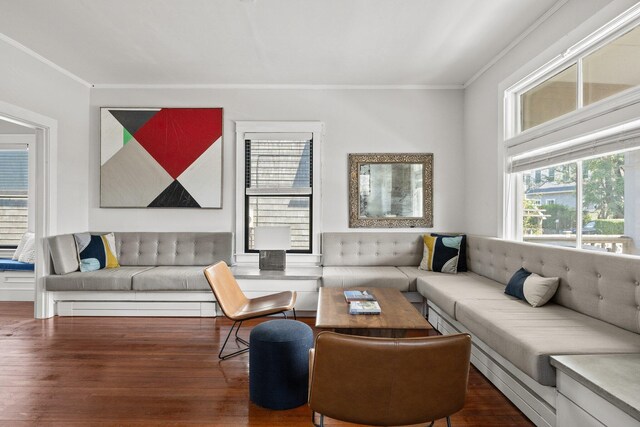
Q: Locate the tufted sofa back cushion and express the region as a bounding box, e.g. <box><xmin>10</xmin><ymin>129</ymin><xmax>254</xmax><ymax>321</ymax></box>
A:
<box><xmin>322</xmin><ymin>232</ymin><xmax>424</xmax><ymax>267</ymax></box>
<box><xmin>467</xmin><ymin>235</ymin><xmax>640</xmax><ymax>334</ymax></box>
<box><xmin>115</xmin><ymin>232</ymin><xmax>233</xmax><ymax>266</ymax></box>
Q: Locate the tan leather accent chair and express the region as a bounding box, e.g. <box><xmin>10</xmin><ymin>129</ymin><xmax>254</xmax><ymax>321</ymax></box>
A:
<box><xmin>308</xmin><ymin>331</ymin><xmax>471</xmax><ymax>426</ymax></box>
<box><xmin>204</xmin><ymin>261</ymin><xmax>297</xmax><ymax>360</ymax></box>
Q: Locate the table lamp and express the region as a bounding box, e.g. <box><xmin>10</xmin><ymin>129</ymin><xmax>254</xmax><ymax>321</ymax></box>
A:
<box><xmin>254</xmin><ymin>226</ymin><xmax>291</xmax><ymax>271</ymax></box>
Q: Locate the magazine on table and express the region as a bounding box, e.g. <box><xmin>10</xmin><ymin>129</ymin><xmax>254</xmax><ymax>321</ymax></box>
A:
<box><xmin>349</xmin><ymin>300</ymin><xmax>381</xmax><ymax>315</ymax></box>
<box><xmin>344</xmin><ymin>290</ymin><xmax>376</xmax><ymax>302</ymax></box>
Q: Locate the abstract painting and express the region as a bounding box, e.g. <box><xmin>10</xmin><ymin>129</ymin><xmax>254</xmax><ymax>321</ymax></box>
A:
<box><xmin>100</xmin><ymin>108</ymin><xmax>223</xmax><ymax>208</ymax></box>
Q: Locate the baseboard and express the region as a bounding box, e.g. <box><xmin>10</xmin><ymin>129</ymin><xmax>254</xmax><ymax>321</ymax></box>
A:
<box><xmin>50</xmin><ymin>291</ymin><xmax>217</xmax><ymax>317</ymax></box>
<box><xmin>0</xmin><ymin>271</ymin><xmax>35</xmax><ymax>301</ymax></box>
<box><xmin>428</xmin><ymin>302</ymin><xmax>557</xmax><ymax>427</ymax></box>
<box><xmin>56</xmin><ymin>300</ymin><xmax>217</xmax><ymax>317</ymax></box>
<box><xmin>0</xmin><ymin>288</ymin><xmax>34</xmax><ymax>301</ymax></box>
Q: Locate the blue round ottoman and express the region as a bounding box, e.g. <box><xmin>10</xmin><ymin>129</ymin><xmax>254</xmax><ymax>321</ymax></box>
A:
<box><xmin>249</xmin><ymin>319</ymin><xmax>313</xmax><ymax>410</ymax></box>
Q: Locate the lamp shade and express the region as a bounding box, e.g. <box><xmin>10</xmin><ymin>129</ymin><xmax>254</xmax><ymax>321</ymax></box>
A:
<box><xmin>254</xmin><ymin>226</ymin><xmax>291</xmax><ymax>250</ymax></box>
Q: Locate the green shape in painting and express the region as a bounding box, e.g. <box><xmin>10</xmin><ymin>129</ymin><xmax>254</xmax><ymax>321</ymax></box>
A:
<box><xmin>123</xmin><ymin>128</ymin><xmax>133</xmax><ymax>145</ymax></box>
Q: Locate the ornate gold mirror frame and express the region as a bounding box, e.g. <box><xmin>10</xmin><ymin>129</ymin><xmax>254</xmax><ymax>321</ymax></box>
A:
<box><xmin>349</xmin><ymin>153</ymin><xmax>433</xmax><ymax>228</ymax></box>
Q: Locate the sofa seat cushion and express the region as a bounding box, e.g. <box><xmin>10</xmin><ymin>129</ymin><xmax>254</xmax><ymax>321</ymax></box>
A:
<box><xmin>456</xmin><ymin>299</ymin><xmax>640</xmax><ymax>387</ymax></box>
<box><xmin>132</xmin><ymin>266</ymin><xmax>210</xmax><ymax>291</ymax></box>
<box><xmin>45</xmin><ymin>267</ymin><xmax>153</xmax><ymax>291</ymax></box>
<box><xmin>416</xmin><ymin>272</ymin><xmax>511</xmax><ymax>318</ymax></box>
<box><xmin>321</xmin><ymin>266</ymin><xmax>410</xmax><ymax>291</ymax></box>
<box><xmin>397</xmin><ymin>267</ymin><xmax>443</xmax><ymax>292</ymax></box>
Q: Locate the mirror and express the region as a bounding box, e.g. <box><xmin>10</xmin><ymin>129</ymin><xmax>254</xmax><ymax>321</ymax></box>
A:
<box><xmin>349</xmin><ymin>153</ymin><xmax>433</xmax><ymax>228</ymax></box>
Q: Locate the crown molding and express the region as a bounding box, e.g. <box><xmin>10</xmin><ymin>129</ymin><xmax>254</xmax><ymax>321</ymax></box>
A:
<box><xmin>463</xmin><ymin>0</ymin><xmax>569</xmax><ymax>89</ymax></box>
<box><xmin>90</xmin><ymin>83</ymin><xmax>463</xmax><ymax>90</ymax></box>
<box><xmin>0</xmin><ymin>32</ymin><xmax>92</xmax><ymax>88</ymax></box>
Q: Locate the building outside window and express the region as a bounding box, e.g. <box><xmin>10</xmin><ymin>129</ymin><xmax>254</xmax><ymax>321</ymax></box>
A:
<box><xmin>520</xmin><ymin>152</ymin><xmax>635</xmax><ymax>254</ymax></box>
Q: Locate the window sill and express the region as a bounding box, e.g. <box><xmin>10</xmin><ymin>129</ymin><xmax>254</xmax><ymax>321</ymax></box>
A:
<box><xmin>235</xmin><ymin>252</ymin><xmax>322</xmax><ymax>267</ymax></box>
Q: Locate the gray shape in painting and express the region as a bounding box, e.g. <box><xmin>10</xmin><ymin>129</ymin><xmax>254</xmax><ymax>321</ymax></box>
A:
<box><xmin>101</xmin><ymin>138</ymin><xmax>173</xmax><ymax>207</ymax></box>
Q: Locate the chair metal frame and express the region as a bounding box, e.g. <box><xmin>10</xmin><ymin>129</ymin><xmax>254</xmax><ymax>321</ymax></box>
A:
<box><xmin>204</xmin><ymin>261</ymin><xmax>298</xmax><ymax>361</ymax></box>
<box><xmin>218</xmin><ymin>309</ymin><xmax>297</xmax><ymax>360</ymax></box>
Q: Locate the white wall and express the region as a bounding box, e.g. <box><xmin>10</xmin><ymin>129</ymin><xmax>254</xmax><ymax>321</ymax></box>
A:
<box><xmin>89</xmin><ymin>88</ymin><xmax>465</xmax><ymax>235</ymax></box>
<box><xmin>463</xmin><ymin>0</ymin><xmax>638</xmax><ymax>236</ymax></box>
<box><xmin>0</xmin><ymin>39</ymin><xmax>90</xmax><ymax>234</ymax></box>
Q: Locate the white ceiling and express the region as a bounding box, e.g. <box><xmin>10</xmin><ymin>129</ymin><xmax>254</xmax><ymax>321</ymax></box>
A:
<box><xmin>0</xmin><ymin>0</ymin><xmax>560</xmax><ymax>86</ymax></box>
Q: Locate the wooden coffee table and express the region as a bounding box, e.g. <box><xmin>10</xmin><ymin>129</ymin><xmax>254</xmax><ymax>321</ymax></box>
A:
<box><xmin>315</xmin><ymin>287</ymin><xmax>433</xmax><ymax>337</ymax></box>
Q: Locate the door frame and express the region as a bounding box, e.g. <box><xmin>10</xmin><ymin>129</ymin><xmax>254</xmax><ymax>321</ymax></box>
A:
<box><xmin>0</xmin><ymin>100</ymin><xmax>58</xmax><ymax>318</ymax></box>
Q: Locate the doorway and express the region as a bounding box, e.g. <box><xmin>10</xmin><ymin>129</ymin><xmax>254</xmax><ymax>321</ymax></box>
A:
<box><xmin>0</xmin><ymin>120</ymin><xmax>35</xmax><ymax>302</ymax></box>
<box><xmin>0</xmin><ymin>100</ymin><xmax>57</xmax><ymax>318</ymax></box>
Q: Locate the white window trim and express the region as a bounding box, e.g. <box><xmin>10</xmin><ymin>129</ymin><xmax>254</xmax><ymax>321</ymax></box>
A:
<box><xmin>234</xmin><ymin>121</ymin><xmax>324</xmax><ymax>266</ymax></box>
<box><xmin>505</xmin><ymin>2</ymin><xmax>640</xmax><ymax>146</ymax></box>
<box><xmin>499</xmin><ymin>2</ymin><xmax>640</xmax><ymax>240</ymax></box>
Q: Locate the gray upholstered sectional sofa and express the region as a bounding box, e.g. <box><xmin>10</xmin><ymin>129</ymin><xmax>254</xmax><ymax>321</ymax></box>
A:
<box><xmin>45</xmin><ymin>232</ymin><xmax>233</xmax><ymax>291</ymax></box>
<box><xmin>321</xmin><ymin>232</ymin><xmax>434</xmax><ymax>292</ymax></box>
<box><xmin>423</xmin><ymin>236</ymin><xmax>640</xmax><ymax>387</ymax></box>
<box><xmin>321</xmin><ymin>231</ymin><xmax>640</xmax><ymax>426</ymax></box>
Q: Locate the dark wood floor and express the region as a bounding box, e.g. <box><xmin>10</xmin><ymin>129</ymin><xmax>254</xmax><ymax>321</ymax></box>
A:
<box><xmin>0</xmin><ymin>302</ymin><xmax>532</xmax><ymax>426</ymax></box>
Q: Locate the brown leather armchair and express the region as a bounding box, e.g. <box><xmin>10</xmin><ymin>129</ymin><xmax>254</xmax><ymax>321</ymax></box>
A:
<box><xmin>204</xmin><ymin>261</ymin><xmax>297</xmax><ymax>360</ymax></box>
<box><xmin>308</xmin><ymin>331</ymin><xmax>471</xmax><ymax>427</ymax></box>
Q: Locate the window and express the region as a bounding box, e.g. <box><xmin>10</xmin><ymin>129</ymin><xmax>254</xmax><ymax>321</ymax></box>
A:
<box><xmin>505</xmin><ymin>5</ymin><xmax>640</xmax><ymax>257</ymax></box>
<box><xmin>0</xmin><ymin>148</ymin><xmax>28</xmax><ymax>247</ymax></box>
<box><xmin>521</xmin><ymin>64</ymin><xmax>577</xmax><ymax>131</ymax></box>
<box><xmin>583</xmin><ymin>26</ymin><xmax>640</xmax><ymax>106</ymax></box>
<box><xmin>512</xmin><ymin>16</ymin><xmax>640</xmax><ymax>133</ymax></box>
<box><xmin>245</xmin><ymin>136</ymin><xmax>312</xmax><ymax>253</ymax></box>
<box><xmin>235</xmin><ymin>122</ymin><xmax>323</xmax><ymax>259</ymax></box>
<box><xmin>517</xmin><ymin>149</ymin><xmax>639</xmax><ymax>254</ymax></box>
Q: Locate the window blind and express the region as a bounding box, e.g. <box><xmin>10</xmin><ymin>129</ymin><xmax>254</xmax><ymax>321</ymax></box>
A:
<box><xmin>0</xmin><ymin>147</ymin><xmax>28</xmax><ymax>247</ymax></box>
<box><xmin>244</xmin><ymin>133</ymin><xmax>313</xmax><ymax>253</ymax></box>
<box><xmin>510</xmin><ymin>126</ymin><xmax>640</xmax><ymax>172</ymax></box>
<box><xmin>245</xmin><ymin>138</ymin><xmax>312</xmax><ymax>194</ymax></box>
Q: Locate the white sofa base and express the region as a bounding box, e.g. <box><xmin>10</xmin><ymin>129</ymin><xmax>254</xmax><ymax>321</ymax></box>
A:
<box><xmin>427</xmin><ymin>301</ymin><xmax>557</xmax><ymax>427</ymax></box>
<box><xmin>47</xmin><ymin>288</ymin><xmax>419</xmax><ymax>318</ymax></box>
<box><xmin>51</xmin><ymin>291</ymin><xmax>218</xmax><ymax>317</ymax></box>
<box><xmin>0</xmin><ymin>271</ymin><xmax>35</xmax><ymax>301</ymax></box>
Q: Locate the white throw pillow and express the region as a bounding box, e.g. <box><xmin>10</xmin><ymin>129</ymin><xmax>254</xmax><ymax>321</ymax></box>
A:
<box><xmin>12</xmin><ymin>232</ymin><xmax>34</xmax><ymax>261</ymax></box>
<box><xmin>18</xmin><ymin>233</ymin><xmax>36</xmax><ymax>264</ymax></box>
<box><xmin>523</xmin><ymin>274</ymin><xmax>560</xmax><ymax>307</ymax></box>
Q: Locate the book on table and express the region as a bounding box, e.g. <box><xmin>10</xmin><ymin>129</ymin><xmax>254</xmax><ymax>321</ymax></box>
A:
<box><xmin>349</xmin><ymin>300</ymin><xmax>381</xmax><ymax>315</ymax></box>
<box><xmin>344</xmin><ymin>290</ymin><xmax>376</xmax><ymax>302</ymax></box>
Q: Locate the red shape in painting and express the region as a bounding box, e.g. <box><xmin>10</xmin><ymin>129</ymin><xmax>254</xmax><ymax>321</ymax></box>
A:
<box><xmin>134</xmin><ymin>108</ymin><xmax>222</xmax><ymax>179</ymax></box>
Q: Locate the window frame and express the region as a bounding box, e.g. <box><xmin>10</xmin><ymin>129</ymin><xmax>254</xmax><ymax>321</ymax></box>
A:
<box><xmin>504</xmin><ymin>4</ymin><xmax>640</xmax><ymax>145</ymax></box>
<box><xmin>501</xmin><ymin>4</ymin><xmax>640</xmax><ymax>250</ymax></box>
<box><xmin>235</xmin><ymin>121</ymin><xmax>323</xmax><ymax>264</ymax></box>
<box><xmin>0</xmin><ymin>139</ymin><xmax>34</xmax><ymax>251</ymax></box>
<box><xmin>243</xmin><ymin>135</ymin><xmax>314</xmax><ymax>254</ymax></box>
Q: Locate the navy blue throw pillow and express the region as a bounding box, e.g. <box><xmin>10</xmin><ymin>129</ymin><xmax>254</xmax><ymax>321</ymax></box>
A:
<box><xmin>505</xmin><ymin>267</ymin><xmax>560</xmax><ymax>307</ymax></box>
<box><xmin>505</xmin><ymin>267</ymin><xmax>530</xmax><ymax>300</ymax></box>
<box><xmin>431</xmin><ymin>233</ymin><xmax>467</xmax><ymax>271</ymax></box>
